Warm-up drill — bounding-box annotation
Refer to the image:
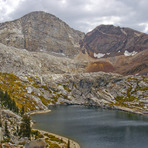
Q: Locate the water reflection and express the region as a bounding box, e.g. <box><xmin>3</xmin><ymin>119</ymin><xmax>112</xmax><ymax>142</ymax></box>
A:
<box><xmin>115</xmin><ymin>111</ymin><xmax>148</xmax><ymax>121</ymax></box>
<box><xmin>32</xmin><ymin>105</ymin><xmax>148</xmax><ymax>148</ymax></box>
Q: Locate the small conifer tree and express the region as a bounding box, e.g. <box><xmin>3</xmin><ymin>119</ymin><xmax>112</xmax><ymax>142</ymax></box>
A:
<box><xmin>4</xmin><ymin>121</ymin><xmax>9</xmax><ymax>138</ymax></box>
<box><xmin>20</xmin><ymin>115</ymin><xmax>31</xmax><ymax>138</ymax></box>
<box><xmin>21</xmin><ymin>106</ymin><xmax>25</xmax><ymax>116</ymax></box>
<box><xmin>67</xmin><ymin>139</ymin><xmax>70</xmax><ymax>148</ymax></box>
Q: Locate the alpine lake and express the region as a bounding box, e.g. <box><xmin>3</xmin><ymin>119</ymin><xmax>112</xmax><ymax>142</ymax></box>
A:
<box><xmin>31</xmin><ymin>105</ymin><xmax>148</xmax><ymax>148</ymax></box>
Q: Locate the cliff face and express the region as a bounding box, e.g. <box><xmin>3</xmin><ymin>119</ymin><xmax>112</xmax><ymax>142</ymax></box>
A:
<box><xmin>81</xmin><ymin>25</ymin><xmax>148</xmax><ymax>58</ymax></box>
<box><xmin>78</xmin><ymin>25</ymin><xmax>148</xmax><ymax>75</ymax></box>
<box><xmin>53</xmin><ymin>73</ymin><xmax>148</xmax><ymax>115</ymax></box>
<box><xmin>0</xmin><ymin>11</ymin><xmax>84</xmax><ymax>57</ymax></box>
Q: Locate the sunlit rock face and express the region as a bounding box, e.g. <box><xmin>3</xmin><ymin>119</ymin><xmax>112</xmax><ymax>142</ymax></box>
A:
<box><xmin>0</xmin><ymin>11</ymin><xmax>84</xmax><ymax>57</ymax></box>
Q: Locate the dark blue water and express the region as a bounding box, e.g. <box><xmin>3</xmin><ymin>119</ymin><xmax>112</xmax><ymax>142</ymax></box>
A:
<box><xmin>32</xmin><ymin>105</ymin><xmax>148</xmax><ymax>148</ymax></box>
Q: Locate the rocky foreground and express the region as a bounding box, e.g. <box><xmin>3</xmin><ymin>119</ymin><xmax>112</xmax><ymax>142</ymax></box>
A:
<box><xmin>0</xmin><ymin>109</ymin><xmax>80</xmax><ymax>148</ymax></box>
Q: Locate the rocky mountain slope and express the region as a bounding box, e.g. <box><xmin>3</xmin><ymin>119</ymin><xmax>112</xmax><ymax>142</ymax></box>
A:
<box><xmin>0</xmin><ymin>11</ymin><xmax>147</xmax><ymax>114</ymax></box>
<box><xmin>0</xmin><ymin>11</ymin><xmax>84</xmax><ymax>57</ymax></box>
<box><xmin>78</xmin><ymin>25</ymin><xmax>148</xmax><ymax>75</ymax></box>
<box><xmin>80</xmin><ymin>25</ymin><xmax>148</xmax><ymax>58</ymax></box>
<box><xmin>0</xmin><ymin>43</ymin><xmax>86</xmax><ymax>76</ymax></box>
<box><xmin>0</xmin><ymin>42</ymin><xmax>87</xmax><ymax>111</ymax></box>
<box><xmin>81</xmin><ymin>49</ymin><xmax>148</xmax><ymax>75</ymax></box>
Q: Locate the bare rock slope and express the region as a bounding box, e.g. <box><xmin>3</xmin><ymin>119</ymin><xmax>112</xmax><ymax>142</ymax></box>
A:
<box><xmin>0</xmin><ymin>11</ymin><xmax>84</xmax><ymax>57</ymax></box>
<box><xmin>0</xmin><ymin>43</ymin><xmax>85</xmax><ymax>76</ymax></box>
<box><xmin>79</xmin><ymin>25</ymin><xmax>148</xmax><ymax>75</ymax></box>
<box><xmin>81</xmin><ymin>25</ymin><xmax>148</xmax><ymax>58</ymax></box>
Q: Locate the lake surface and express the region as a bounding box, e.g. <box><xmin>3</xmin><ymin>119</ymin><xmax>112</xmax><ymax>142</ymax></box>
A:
<box><xmin>32</xmin><ymin>105</ymin><xmax>148</xmax><ymax>148</ymax></box>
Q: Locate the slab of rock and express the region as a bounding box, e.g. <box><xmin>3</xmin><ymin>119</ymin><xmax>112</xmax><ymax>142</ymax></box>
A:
<box><xmin>25</xmin><ymin>139</ymin><xmax>46</xmax><ymax>148</ymax></box>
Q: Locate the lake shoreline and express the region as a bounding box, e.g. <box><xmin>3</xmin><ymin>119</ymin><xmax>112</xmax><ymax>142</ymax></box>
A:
<box><xmin>30</xmin><ymin>104</ymin><xmax>148</xmax><ymax>148</ymax></box>
<box><xmin>31</xmin><ymin>105</ymin><xmax>148</xmax><ymax>148</ymax></box>
<box><xmin>33</xmin><ymin>128</ymin><xmax>80</xmax><ymax>148</ymax></box>
<box><xmin>31</xmin><ymin>108</ymin><xmax>81</xmax><ymax>148</ymax></box>
<box><xmin>30</xmin><ymin>109</ymin><xmax>51</xmax><ymax>115</ymax></box>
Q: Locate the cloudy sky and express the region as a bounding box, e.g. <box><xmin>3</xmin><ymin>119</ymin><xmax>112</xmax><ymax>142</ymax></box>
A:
<box><xmin>0</xmin><ymin>0</ymin><xmax>148</xmax><ymax>33</ymax></box>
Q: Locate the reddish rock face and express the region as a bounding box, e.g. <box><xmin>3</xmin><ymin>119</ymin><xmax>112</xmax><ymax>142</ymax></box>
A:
<box><xmin>114</xmin><ymin>49</ymin><xmax>148</xmax><ymax>76</ymax></box>
<box><xmin>79</xmin><ymin>25</ymin><xmax>148</xmax><ymax>75</ymax></box>
<box><xmin>85</xmin><ymin>61</ymin><xmax>114</xmax><ymax>73</ymax></box>
<box><xmin>81</xmin><ymin>25</ymin><xmax>148</xmax><ymax>58</ymax></box>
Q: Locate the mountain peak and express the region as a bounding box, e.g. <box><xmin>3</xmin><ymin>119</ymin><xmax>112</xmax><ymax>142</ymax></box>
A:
<box><xmin>81</xmin><ymin>24</ymin><xmax>147</xmax><ymax>58</ymax></box>
<box><xmin>21</xmin><ymin>11</ymin><xmax>58</xmax><ymax>21</ymax></box>
<box><xmin>0</xmin><ymin>11</ymin><xmax>84</xmax><ymax>57</ymax></box>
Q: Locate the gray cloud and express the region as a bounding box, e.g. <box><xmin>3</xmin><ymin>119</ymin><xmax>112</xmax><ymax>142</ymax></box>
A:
<box><xmin>0</xmin><ymin>0</ymin><xmax>148</xmax><ymax>33</ymax></box>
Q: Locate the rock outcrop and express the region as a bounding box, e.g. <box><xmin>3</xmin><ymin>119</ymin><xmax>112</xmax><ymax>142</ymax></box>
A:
<box><xmin>78</xmin><ymin>25</ymin><xmax>148</xmax><ymax>75</ymax></box>
<box><xmin>0</xmin><ymin>43</ymin><xmax>86</xmax><ymax>76</ymax></box>
<box><xmin>0</xmin><ymin>11</ymin><xmax>84</xmax><ymax>57</ymax></box>
<box><xmin>46</xmin><ymin>72</ymin><xmax>148</xmax><ymax>115</ymax></box>
<box><xmin>80</xmin><ymin>25</ymin><xmax>148</xmax><ymax>58</ymax></box>
<box><xmin>0</xmin><ymin>43</ymin><xmax>86</xmax><ymax>111</ymax></box>
<box><xmin>25</xmin><ymin>139</ymin><xmax>46</xmax><ymax>148</ymax></box>
<box><xmin>1</xmin><ymin>109</ymin><xmax>68</xmax><ymax>147</ymax></box>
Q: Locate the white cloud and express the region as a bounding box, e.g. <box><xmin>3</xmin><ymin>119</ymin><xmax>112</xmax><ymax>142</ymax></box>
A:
<box><xmin>61</xmin><ymin>0</ymin><xmax>67</xmax><ymax>4</ymax></box>
<box><xmin>0</xmin><ymin>0</ymin><xmax>148</xmax><ymax>33</ymax></box>
<box><xmin>139</xmin><ymin>23</ymin><xmax>148</xmax><ymax>33</ymax></box>
<box><xmin>77</xmin><ymin>16</ymin><xmax>121</xmax><ymax>32</ymax></box>
<box><xmin>0</xmin><ymin>0</ymin><xmax>23</xmax><ymax>21</ymax></box>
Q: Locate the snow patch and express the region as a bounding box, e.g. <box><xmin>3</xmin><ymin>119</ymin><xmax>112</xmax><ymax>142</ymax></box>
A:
<box><xmin>12</xmin><ymin>28</ymin><xmax>22</xmax><ymax>34</ymax></box>
<box><xmin>118</xmin><ymin>50</ymin><xmax>120</xmax><ymax>53</ymax></box>
<box><xmin>124</xmin><ymin>50</ymin><xmax>137</xmax><ymax>56</ymax></box>
<box><xmin>106</xmin><ymin>53</ymin><xmax>110</xmax><ymax>55</ymax></box>
<box><xmin>94</xmin><ymin>53</ymin><xmax>105</xmax><ymax>58</ymax></box>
